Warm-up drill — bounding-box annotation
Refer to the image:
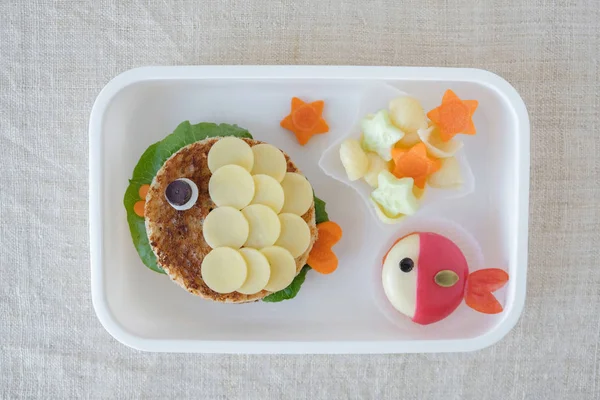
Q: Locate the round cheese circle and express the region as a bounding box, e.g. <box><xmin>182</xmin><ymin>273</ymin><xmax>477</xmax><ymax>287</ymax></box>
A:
<box><xmin>207</xmin><ymin>137</ymin><xmax>254</xmax><ymax>173</ymax></box>
<box><xmin>202</xmin><ymin>207</ymin><xmax>249</xmax><ymax>249</ymax></box>
<box><xmin>275</xmin><ymin>213</ymin><xmax>311</xmax><ymax>258</ymax></box>
<box><xmin>250</xmin><ymin>174</ymin><xmax>285</xmax><ymax>213</ymax></box>
<box><xmin>251</xmin><ymin>144</ymin><xmax>287</xmax><ymax>182</ymax></box>
<box><xmin>237</xmin><ymin>248</ymin><xmax>271</xmax><ymax>294</ymax></box>
<box><xmin>241</xmin><ymin>204</ymin><xmax>282</xmax><ymax>248</ymax></box>
<box><xmin>261</xmin><ymin>246</ymin><xmax>297</xmax><ymax>292</ymax></box>
<box><xmin>280</xmin><ymin>172</ymin><xmax>313</xmax><ymax>216</ymax></box>
<box><xmin>208</xmin><ymin>164</ymin><xmax>255</xmax><ymax>209</ymax></box>
<box><xmin>201</xmin><ymin>247</ymin><xmax>248</xmax><ymax>294</ymax></box>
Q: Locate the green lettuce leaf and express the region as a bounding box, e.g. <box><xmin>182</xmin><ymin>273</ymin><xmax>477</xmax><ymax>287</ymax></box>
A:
<box><xmin>124</xmin><ymin>122</ymin><xmax>253</xmax><ymax>273</ymax></box>
<box><xmin>262</xmin><ymin>195</ymin><xmax>329</xmax><ymax>302</ymax></box>
<box><xmin>314</xmin><ymin>195</ymin><xmax>329</xmax><ymax>224</ymax></box>
<box><xmin>262</xmin><ymin>265</ymin><xmax>311</xmax><ymax>302</ymax></box>
<box><xmin>129</xmin><ymin>121</ymin><xmax>252</xmax><ymax>186</ymax></box>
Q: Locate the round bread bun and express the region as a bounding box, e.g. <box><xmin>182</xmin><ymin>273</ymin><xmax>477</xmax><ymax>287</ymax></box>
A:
<box><xmin>145</xmin><ymin>137</ymin><xmax>317</xmax><ymax>303</ymax></box>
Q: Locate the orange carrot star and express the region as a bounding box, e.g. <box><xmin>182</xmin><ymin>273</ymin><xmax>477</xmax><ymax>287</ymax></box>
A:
<box><xmin>427</xmin><ymin>90</ymin><xmax>478</xmax><ymax>142</ymax></box>
<box><xmin>391</xmin><ymin>143</ymin><xmax>441</xmax><ymax>189</ymax></box>
<box><xmin>280</xmin><ymin>97</ymin><xmax>329</xmax><ymax>145</ymax></box>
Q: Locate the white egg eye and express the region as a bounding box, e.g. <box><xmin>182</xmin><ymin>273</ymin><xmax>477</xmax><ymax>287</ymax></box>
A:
<box><xmin>382</xmin><ymin>234</ymin><xmax>420</xmax><ymax>319</ymax></box>
<box><xmin>165</xmin><ymin>178</ymin><xmax>199</xmax><ymax>211</ymax></box>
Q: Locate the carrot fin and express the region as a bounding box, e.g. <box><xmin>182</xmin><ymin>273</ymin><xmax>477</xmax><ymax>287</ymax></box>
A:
<box><xmin>468</xmin><ymin>268</ymin><xmax>509</xmax><ymax>292</ymax></box>
<box><xmin>465</xmin><ymin>268</ymin><xmax>509</xmax><ymax>314</ymax></box>
<box><xmin>307</xmin><ymin>221</ymin><xmax>342</xmax><ymax>274</ymax></box>
<box><xmin>138</xmin><ymin>184</ymin><xmax>150</xmax><ymax>199</ymax></box>
<box><xmin>133</xmin><ymin>201</ymin><xmax>146</xmax><ymax>218</ymax></box>
<box><xmin>465</xmin><ymin>290</ymin><xmax>504</xmax><ymax>314</ymax></box>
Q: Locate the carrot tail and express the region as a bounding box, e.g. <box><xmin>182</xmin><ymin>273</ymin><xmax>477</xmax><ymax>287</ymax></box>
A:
<box><xmin>464</xmin><ymin>268</ymin><xmax>509</xmax><ymax>314</ymax></box>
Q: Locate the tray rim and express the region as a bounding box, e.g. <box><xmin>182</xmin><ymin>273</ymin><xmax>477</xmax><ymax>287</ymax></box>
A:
<box><xmin>89</xmin><ymin>65</ymin><xmax>530</xmax><ymax>354</ymax></box>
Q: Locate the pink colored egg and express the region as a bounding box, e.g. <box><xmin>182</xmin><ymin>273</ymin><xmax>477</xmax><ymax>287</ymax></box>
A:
<box><xmin>382</xmin><ymin>232</ymin><xmax>469</xmax><ymax>325</ymax></box>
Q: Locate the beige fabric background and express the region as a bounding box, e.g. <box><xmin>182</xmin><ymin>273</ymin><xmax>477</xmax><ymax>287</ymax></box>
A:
<box><xmin>1</xmin><ymin>0</ymin><xmax>599</xmax><ymax>399</ymax></box>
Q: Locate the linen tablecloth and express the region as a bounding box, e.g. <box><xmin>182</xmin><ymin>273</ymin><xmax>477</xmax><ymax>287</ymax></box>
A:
<box><xmin>1</xmin><ymin>1</ymin><xmax>599</xmax><ymax>399</ymax></box>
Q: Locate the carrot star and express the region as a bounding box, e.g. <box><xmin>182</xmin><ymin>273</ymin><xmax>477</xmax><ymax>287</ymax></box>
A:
<box><xmin>280</xmin><ymin>97</ymin><xmax>329</xmax><ymax>145</ymax></box>
<box><xmin>426</xmin><ymin>90</ymin><xmax>478</xmax><ymax>142</ymax></box>
<box><xmin>391</xmin><ymin>142</ymin><xmax>441</xmax><ymax>189</ymax></box>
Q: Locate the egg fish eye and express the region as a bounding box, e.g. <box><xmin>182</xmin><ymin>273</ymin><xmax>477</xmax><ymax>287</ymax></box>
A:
<box><xmin>399</xmin><ymin>257</ymin><xmax>414</xmax><ymax>272</ymax></box>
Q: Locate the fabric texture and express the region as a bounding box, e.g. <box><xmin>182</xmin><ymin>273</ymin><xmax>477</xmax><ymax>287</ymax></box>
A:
<box><xmin>1</xmin><ymin>0</ymin><xmax>599</xmax><ymax>399</ymax></box>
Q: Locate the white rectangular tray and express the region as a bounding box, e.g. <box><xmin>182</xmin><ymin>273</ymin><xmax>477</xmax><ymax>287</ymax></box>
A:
<box><xmin>89</xmin><ymin>66</ymin><xmax>529</xmax><ymax>353</ymax></box>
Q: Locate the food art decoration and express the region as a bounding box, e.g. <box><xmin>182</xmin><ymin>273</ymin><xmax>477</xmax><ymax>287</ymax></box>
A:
<box><xmin>123</xmin><ymin>86</ymin><xmax>502</xmax><ymax>329</ymax></box>
<box><xmin>202</xmin><ymin>138</ymin><xmax>315</xmax><ymax>295</ymax></box>
<box><xmin>382</xmin><ymin>232</ymin><xmax>509</xmax><ymax>325</ymax></box>
<box><xmin>280</xmin><ymin>97</ymin><xmax>329</xmax><ymax>145</ymax></box>
<box><xmin>339</xmin><ymin>91</ymin><xmax>478</xmax><ymax>223</ymax></box>
<box><xmin>306</xmin><ymin>221</ymin><xmax>343</xmax><ymax>274</ymax></box>
<box><xmin>124</xmin><ymin>121</ymin><xmax>340</xmax><ymax>303</ymax></box>
<box><xmin>426</xmin><ymin>90</ymin><xmax>478</xmax><ymax>142</ymax></box>
<box><xmin>391</xmin><ymin>143</ymin><xmax>441</xmax><ymax>189</ymax></box>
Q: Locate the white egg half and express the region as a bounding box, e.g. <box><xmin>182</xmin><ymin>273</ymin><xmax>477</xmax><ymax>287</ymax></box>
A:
<box><xmin>381</xmin><ymin>233</ymin><xmax>420</xmax><ymax>319</ymax></box>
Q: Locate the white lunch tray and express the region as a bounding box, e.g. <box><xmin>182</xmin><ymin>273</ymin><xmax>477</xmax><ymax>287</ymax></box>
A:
<box><xmin>89</xmin><ymin>66</ymin><xmax>530</xmax><ymax>354</ymax></box>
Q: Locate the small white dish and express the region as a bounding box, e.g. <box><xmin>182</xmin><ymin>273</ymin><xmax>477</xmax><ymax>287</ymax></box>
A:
<box><xmin>371</xmin><ymin>217</ymin><xmax>487</xmax><ymax>334</ymax></box>
<box><xmin>89</xmin><ymin>66</ymin><xmax>529</xmax><ymax>353</ymax></box>
<box><xmin>318</xmin><ymin>83</ymin><xmax>475</xmax><ymax>227</ymax></box>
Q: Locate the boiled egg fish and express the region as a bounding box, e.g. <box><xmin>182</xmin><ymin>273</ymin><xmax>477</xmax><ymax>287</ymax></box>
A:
<box><xmin>382</xmin><ymin>232</ymin><xmax>509</xmax><ymax>325</ymax></box>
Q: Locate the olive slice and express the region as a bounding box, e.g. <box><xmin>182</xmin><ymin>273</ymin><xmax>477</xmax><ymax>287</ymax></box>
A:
<box><xmin>165</xmin><ymin>178</ymin><xmax>198</xmax><ymax>211</ymax></box>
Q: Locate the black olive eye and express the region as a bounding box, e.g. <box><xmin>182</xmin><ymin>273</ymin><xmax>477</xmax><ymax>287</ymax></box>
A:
<box><xmin>399</xmin><ymin>258</ymin><xmax>414</xmax><ymax>273</ymax></box>
<box><xmin>166</xmin><ymin>180</ymin><xmax>192</xmax><ymax>205</ymax></box>
<box><xmin>165</xmin><ymin>178</ymin><xmax>198</xmax><ymax>211</ymax></box>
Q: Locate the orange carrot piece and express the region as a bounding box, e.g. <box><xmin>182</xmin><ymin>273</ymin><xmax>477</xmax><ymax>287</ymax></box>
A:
<box><xmin>427</xmin><ymin>89</ymin><xmax>478</xmax><ymax>142</ymax></box>
<box><xmin>307</xmin><ymin>221</ymin><xmax>343</xmax><ymax>274</ymax></box>
<box><xmin>391</xmin><ymin>143</ymin><xmax>441</xmax><ymax>189</ymax></box>
<box><xmin>138</xmin><ymin>184</ymin><xmax>150</xmax><ymax>199</ymax></box>
<box><xmin>465</xmin><ymin>268</ymin><xmax>509</xmax><ymax>314</ymax></box>
<box><xmin>467</xmin><ymin>269</ymin><xmax>509</xmax><ymax>293</ymax></box>
<box><xmin>292</xmin><ymin>105</ymin><xmax>320</xmax><ymax>131</ymax></box>
<box><xmin>280</xmin><ymin>97</ymin><xmax>329</xmax><ymax>146</ymax></box>
<box><xmin>465</xmin><ymin>290</ymin><xmax>504</xmax><ymax>314</ymax></box>
<box><xmin>308</xmin><ymin>250</ymin><xmax>338</xmax><ymax>274</ymax></box>
<box><xmin>133</xmin><ymin>201</ymin><xmax>146</xmax><ymax>217</ymax></box>
<box><xmin>315</xmin><ymin>221</ymin><xmax>342</xmax><ymax>245</ymax></box>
